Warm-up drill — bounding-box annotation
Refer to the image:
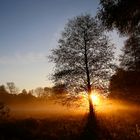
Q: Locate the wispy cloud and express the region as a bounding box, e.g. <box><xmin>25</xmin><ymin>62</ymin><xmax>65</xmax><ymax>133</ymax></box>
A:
<box><xmin>0</xmin><ymin>52</ymin><xmax>46</xmax><ymax>64</ymax></box>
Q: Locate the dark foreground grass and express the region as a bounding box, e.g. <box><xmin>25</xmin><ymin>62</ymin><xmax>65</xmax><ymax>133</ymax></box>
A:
<box><xmin>0</xmin><ymin>116</ymin><xmax>85</xmax><ymax>140</ymax></box>
<box><xmin>0</xmin><ymin>101</ymin><xmax>140</xmax><ymax>140</ymax></box>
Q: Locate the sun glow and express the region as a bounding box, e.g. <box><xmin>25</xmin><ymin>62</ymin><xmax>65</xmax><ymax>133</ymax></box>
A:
<box><xmin>90</xmin><ymin>90</ymin><xmax>100</xmax><ymax>106</ymax></box>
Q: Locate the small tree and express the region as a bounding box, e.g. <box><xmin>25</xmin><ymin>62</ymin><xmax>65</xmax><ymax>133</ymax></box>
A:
<box><xmin>7</xmin><ymin>82</ymin><xmax>19</xmax><ymax>94</ymax></box>
<box><xmin>21</xmin><ymin>89</ymin><xmax>28</xmax><ymax>95</ymax></box>
<box><xmin>49</xmin><ymin>14</ymin><xmax>114</xmax><ymax>114</ymax></box>
<box><xmin>35</xmin><ymin>87</ymin><xmax>44</xmax><ymax>98</ymax></box>
<box><xmin>0</xmin><ymin>85</ymin><xmax>8</xmax><ymax>94</ymax></box>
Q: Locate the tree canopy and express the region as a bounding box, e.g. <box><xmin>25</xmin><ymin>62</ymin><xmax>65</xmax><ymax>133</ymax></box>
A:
<box><xmin>120</xmin><ymin>30</ymin><xmax>140</xmax><ymax>71</ymax></box>
<box><xmin>49</xmin><ymin>14</ymin><xmax>114</xmax><ymax>95</ymax></box>
<box><xmin>98</xmin><ymin>0</ymin><xmax>140</xmax><ymax>35</ymax></box>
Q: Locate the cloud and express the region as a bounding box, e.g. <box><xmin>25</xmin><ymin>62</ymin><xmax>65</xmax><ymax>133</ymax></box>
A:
<box><xmin>0</xmin><ymin>52</ymin><xmax>46</xmax><ymax>64</ymax></box>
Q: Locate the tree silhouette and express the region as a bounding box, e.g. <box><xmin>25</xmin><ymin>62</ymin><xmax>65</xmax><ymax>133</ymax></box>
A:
<box><xmin>0</xmin><ymin>85</ymin><xmax>8</xmax><ymax>94</ymax></box>
<box><xmin>98</xmin><ymin>0</ymin><xmax>140</xmax><ymax>100</ymax></box>
<box><xmin>21</xmin><ymin>89</ymin><xmax>28</xmax><ymax>95</ymax></box>
<box><xmin>98</xmin><ymin>0</ymin><xmax>140</xmax><ymax>35</ymax></box>
<box><xmin>35</xmin><ymin>87</ymin><xmax>44</xmax><ymax>98</ymax></box>
<box><xmin>6</xmin><ymin>82</ymin><xmax>19</xmax><ymax>94</ymax></box>
<box><xmin>120</xmin><ymin>30</ymin><xmax>140</xmax><ymax>71</ymax></box>
<box><xmin>49</xmin><ymin>14</ymin><xmax>114</xmax><ymax>114</ymax></box>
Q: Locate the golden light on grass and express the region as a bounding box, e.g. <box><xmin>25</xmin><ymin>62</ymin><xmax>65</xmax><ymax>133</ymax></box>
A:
<box><xmin>90</xmin><ymin>90</ymin><xmax>100</xmax><ymax>106</ymax></box>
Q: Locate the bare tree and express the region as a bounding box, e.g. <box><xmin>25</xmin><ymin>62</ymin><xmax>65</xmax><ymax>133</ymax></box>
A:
<box><xmin>49</xmin><ymin>14</ymin><xmax>114</xmax><ymax>114</ymax></box>
<box><xmin>35</xmin><ymin>87</ymin><xmax>44</xmax><ymax>98</ymax></box>
<box><xmin>6</xmin><ymin>82</ymin><xmax>19</xmax><ymax>94</ymax></box>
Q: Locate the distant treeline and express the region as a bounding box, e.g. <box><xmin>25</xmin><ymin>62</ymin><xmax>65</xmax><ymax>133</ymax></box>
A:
<box><xmin>0</xmin><ymin>83</ymin><xmax>67</xmax><ymax>105</ymax></box>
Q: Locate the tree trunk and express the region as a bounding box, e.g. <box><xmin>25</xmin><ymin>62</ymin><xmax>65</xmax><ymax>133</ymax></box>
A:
<box><xmin>88</xmin><ymin>85</ymin><xmax>94</xmax><ymax>116</ymax></box>
<box><xmin>89</xmin><ymin>95</ymin><xmax>94</xmax><ymax>114</ymax></box>
<box><xmin>83</xmin><ymin>31</ymin><xmax>94</xmax><ymax>115</ymax></box>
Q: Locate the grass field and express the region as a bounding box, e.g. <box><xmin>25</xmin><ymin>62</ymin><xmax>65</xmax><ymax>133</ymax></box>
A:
<box><xmin>0</xmin><ymin>99</ymin><xmax>140</xmax><ymax>140</ymax></box>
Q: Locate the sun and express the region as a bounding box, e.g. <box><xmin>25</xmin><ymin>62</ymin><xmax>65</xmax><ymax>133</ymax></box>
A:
<box><xmin>90</xmin><ymin>90</ymin><xmax>100</xmax><ymax>106</ymax></box>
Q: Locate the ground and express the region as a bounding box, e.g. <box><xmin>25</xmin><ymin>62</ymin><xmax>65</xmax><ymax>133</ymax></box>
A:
<box><xmin>0</xmin><ymin>99</ymin><xmax>140</xmax><ymax>140</ymax></box>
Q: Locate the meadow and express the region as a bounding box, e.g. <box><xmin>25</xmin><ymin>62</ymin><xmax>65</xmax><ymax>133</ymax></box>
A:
<box><xmin>0</xmin><ymin>98</ymin><xmax>140</xmax><ymax>140</ymax></box>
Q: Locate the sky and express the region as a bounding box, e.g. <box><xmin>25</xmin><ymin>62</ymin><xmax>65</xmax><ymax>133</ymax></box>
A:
<box><xmin>0</xmin><ymin>0</ymin><xmax>125</xmax><ymax>91</ymax></box>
